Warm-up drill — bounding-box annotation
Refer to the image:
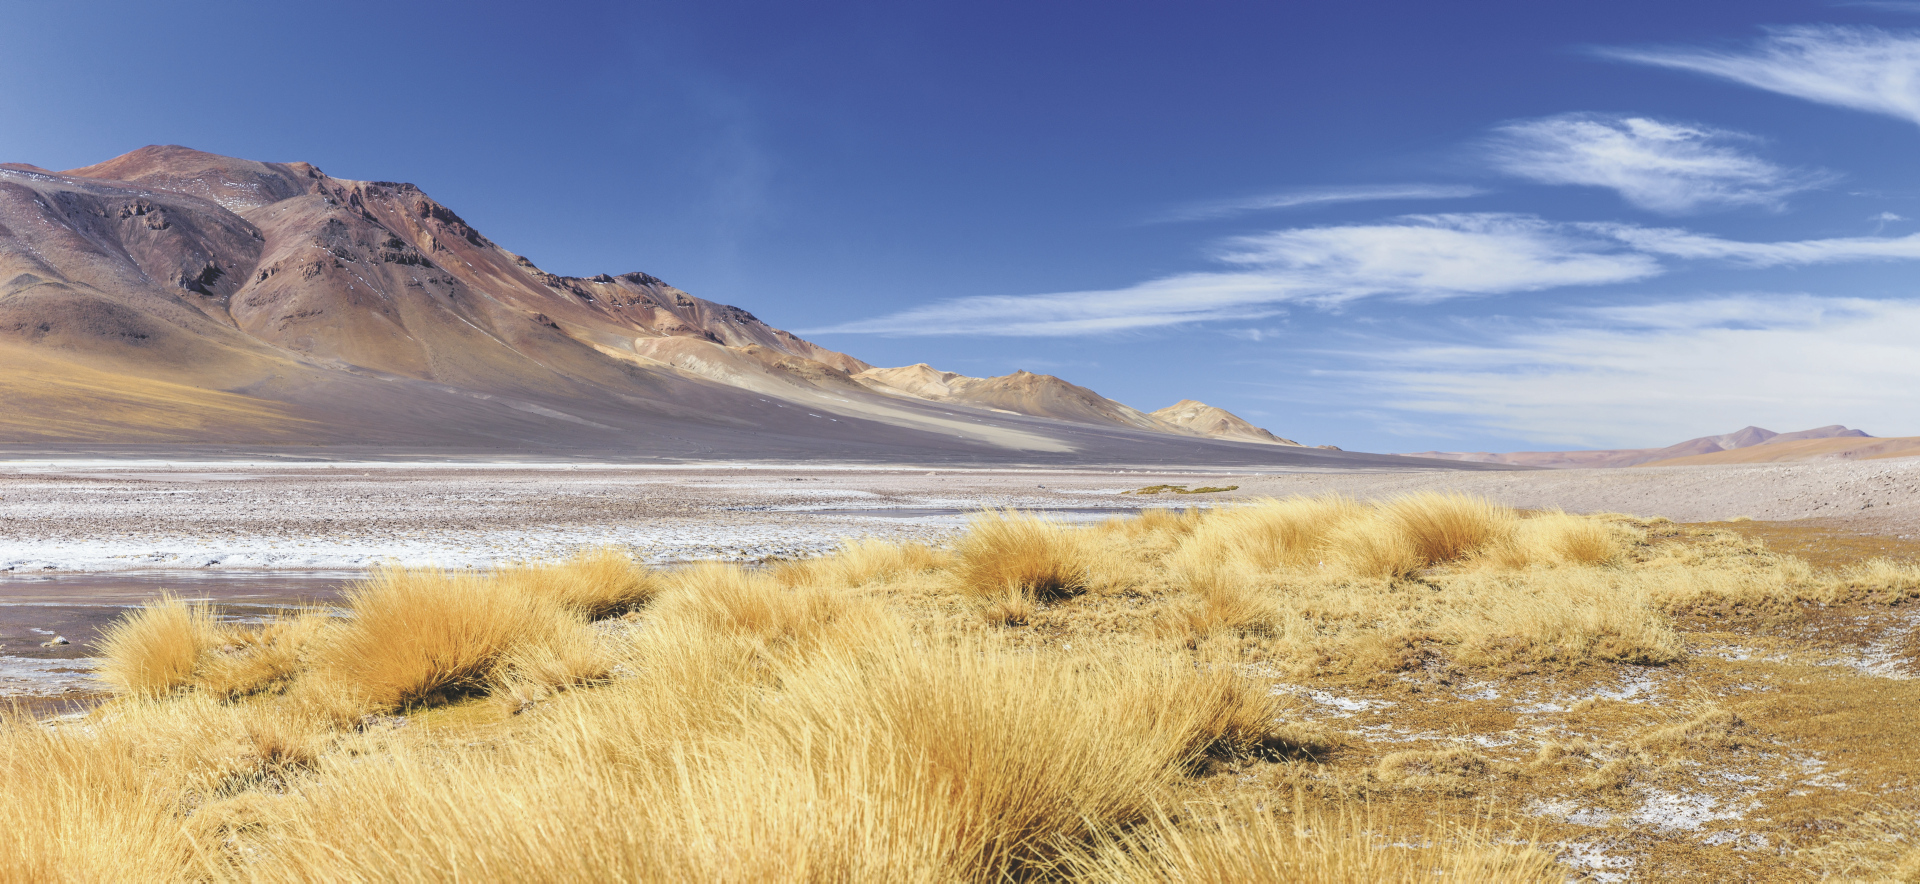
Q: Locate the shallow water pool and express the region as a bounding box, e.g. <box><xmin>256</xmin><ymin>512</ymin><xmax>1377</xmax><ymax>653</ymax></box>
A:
<box><xmin>0</xmin><ymin>571</ymin><xmax>355</xmax><ymax>705</ymax></box>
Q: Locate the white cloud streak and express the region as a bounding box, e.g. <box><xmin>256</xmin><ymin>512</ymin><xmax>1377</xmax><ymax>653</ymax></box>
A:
<box><xmin>1597</xmin><ymin>225</ymin><xmax>1920</xmax><ymax>265</ymax></box>
<box><xmin>1600</xmin><ymin>25</ymin><xmax>1920</xmax><ymax>127</ymax></box>
<box><xmin>1487</xmin><ymin>113</ymin><xmax>1824</xmax><ymax>213</ymax></box>
<box><xmin>814</xmin><ymin>213</ymin><xmax>1920</xmax><ymax>337</ymax></box>
<box><xmin>1162</xmin><ymin>185</ymin><xmax>1486</xmax><ymax>222</ymax></box>
<box><xmin>1351</xmin><ymin>296</ymin><xmax>1920</xmax><ymax>447</ymax></box>
<box><xmin>1216</xmin><ymin>214</ymin><xmax>1662</xmax><ymax>300</ymax></box>
<box><xmin>810</xmin><ymin>214</ymin><xmax>1658</xmax><ymax>336</ymax></box>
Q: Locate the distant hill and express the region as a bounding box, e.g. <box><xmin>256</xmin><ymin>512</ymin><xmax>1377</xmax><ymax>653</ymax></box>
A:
<box><xmin>0</xmin><ymin>145</ymin><xmax>1420</xmax><ymax>467</ymax></box>
<box><xmin>1407</xmin><ymin>425</ymin><xmax>1886</xmax><ymax>469</ymax></box>
<box><xmin>1149</xmin><ymin>400</ymin><xmax>1300</xmax><ymax>447</ymax></box>
<box><xmin>1638</xmin><ymin>434</ymin><xmax>1920</xmax><ymax>466</ymax></box>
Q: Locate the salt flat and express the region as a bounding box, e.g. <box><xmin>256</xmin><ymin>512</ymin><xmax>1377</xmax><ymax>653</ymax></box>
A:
<box><xmin>2</xmin><ymin>458</ymin><xmax>1915</xmax><ymax>573</ymax></box>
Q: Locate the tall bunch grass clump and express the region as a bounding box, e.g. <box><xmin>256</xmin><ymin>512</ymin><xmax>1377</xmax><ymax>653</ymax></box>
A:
<box><xmin>196</xmin><ymin>613</ymin><xmax>329</xmax><ymax>700</ymax></box>
<box><xmin>315</xmin><ymin>567</ymin><xmax>593</xmax><ymax>708</ymax></box>
<box><xmin>659</xmin><ymin>561</ymin><xmax>872</xmax><ymax>651</ymax></box>
<box><xmin>955</xmin><ymin>509</ymin><xmax>1095</xmax><ymax>599</ymax></box>
<box><xmin>1178</xmin><ymin>496</ymin><xmax>1367</xmax><ymax>571</ymax></box>
<box><xmin>780</xmin><ymin>537</ymin><xmax>948</xmax><ymax>588</ymax></box>
<box><xmin>0</xmin><ymin>713</ymin><xmax>195</xmax><ymax>881</ymax></box>
<box><xmin>495</xmin><ymin>546</ymin><xmax>659</xmax><ymax>619</ymax></box>
<box><xmin>1477</xmin><ymin>510</ymin><xmax>1626</xmax><ymax>569</ymax></box>
<box><xmin>97</xmin><ymin>594</ymin><xmax>220</xmax><ymax>697</ymax></box>
<box><xmin>1321</xmin><ymin>517</ymin><xmax>1426</xmax><ymax>579</ymax></box>
<box><xmin>1379</xmin><ymin>492</ymin><xmax>1518</xmax><ymax>566</ymax></box>
<box><xmin>1097</xmin><ymin>506</ymin><xmax>1206</xmax><ymax>543</ymax></box>
<box><xmin>228</xmin><ymin>628</ymin><xmax>1295</xmax><ymax>881</ymax></box>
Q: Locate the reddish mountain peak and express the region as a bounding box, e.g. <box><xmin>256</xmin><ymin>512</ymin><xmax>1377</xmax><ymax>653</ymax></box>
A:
<box><xmin>62</xmin><ymin>145</ymin><xmax>323</xmax><ymax>210</ymax></box>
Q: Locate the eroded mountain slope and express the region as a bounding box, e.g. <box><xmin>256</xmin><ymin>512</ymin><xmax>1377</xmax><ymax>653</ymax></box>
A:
<box><xmin>0</xmin><ymin>145</ymin><xmax>1431</xmax><ymax>466</ymax></box>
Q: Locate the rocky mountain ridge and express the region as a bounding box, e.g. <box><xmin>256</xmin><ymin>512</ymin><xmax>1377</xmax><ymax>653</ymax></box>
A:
<box><xmin>0</xmin><ymin>145</ymin><xmax>1394</xmax><ymax>466</ymax></box>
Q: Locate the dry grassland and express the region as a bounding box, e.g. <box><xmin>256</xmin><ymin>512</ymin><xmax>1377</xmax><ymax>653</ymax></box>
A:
<box><xmin>6</xmin><ymin>493</ymin><xmax>1920</xmax><ymax>881</ymax></box>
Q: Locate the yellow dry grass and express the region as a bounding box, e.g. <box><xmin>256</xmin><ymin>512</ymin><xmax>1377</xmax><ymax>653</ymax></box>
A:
<box><xmin>494</xmin><ymin>546</ymin><xmax>660</xmax><ymax>619</ymax></box>
<box><xmin>95</xmin><ymin>594</ymin><xmax>219</xmax><ymax>697</ymax></box>
<box><xmin>1061</xmin><ymin>800</ymin><xmax>1557</xmax><ymax>883</ymax></box>
<box><xmin>315</xmin><ymin>566</ymin><xmax>601</xmax><ymax>709</ymax></box>
<box><xmin>955</xmin><ymin>508</ymin><xmax>1097</xmax><ymax>599</ymax></box>
<box><xmin>14</xmin><ymin>494</ymin><xmax>1920</xmax><ymax>880</ymax></box>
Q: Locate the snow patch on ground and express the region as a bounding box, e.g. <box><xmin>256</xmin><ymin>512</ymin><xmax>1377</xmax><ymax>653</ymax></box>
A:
<box><xmin>1270</xmin><ymin>684</ymin><xmax>1396</xmax><ymax>717</ymax></box>
<box><xmin>1854</xmin><ymin>610</ymin><xmax>1920</xmax><ymax>679</ymax></box>
<box><xmin>1554</xmin><ymin>838</ymin><xmax>1636</xmax><ymax>883</ymax></box>
<box><xmin>1515</xmin><ymin>672</ymin><xmax>1660</xmax><ymax>712</ymax></box>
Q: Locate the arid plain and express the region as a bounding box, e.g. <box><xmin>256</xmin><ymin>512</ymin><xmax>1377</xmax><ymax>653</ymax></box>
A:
<box><xmin>4</xmin><ymin>145</ymin><xmax>1919</xmax><ymax>882</ymax></box>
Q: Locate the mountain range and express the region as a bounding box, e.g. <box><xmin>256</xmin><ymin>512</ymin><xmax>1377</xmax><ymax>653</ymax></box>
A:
<box><xmin>0</xmin><ymin>145</ymin><xmax>1453</xmax><ymax>467</ymax></box>
<box><xmin>1407</xmin><ymin>425</ymin><xmax>1920</xmax><ymax>468</ymax></box>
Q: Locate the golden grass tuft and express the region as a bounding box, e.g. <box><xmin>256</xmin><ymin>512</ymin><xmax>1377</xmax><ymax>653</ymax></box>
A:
<box><xmin>781</xmin><ymin>537</ymin><xmax>951</xmax><ymax>588</ymax></box>
<box><xmin>658</xmin><ymin>561</ymin><xmax>873</xmax><ymax>652</ymax></box>
<box><xmin>196</xmin><ymin>613</ymin><xmax>329</xmax><ymax>700</ymax></box>
<box><xmin>315</xmin><ymin>567</ymin><xmax>589</xmax><ymax>708</ymax></box>
<box><xmin>955</xmin><ymin>508</ymin><xmax>1095</xmax><ymax>599</ymax></box>
<box><xmin>977</xmin><ymin>585</ymin><xmax>1036</xmax><ymax>626</ymax></box>
<box><xmin>1177</xmin><ymin>495</ymin><xmax>1368</xmax><ymax>571</ymax></box>
<box><xmin>1096</xmin><ymin>505</ymin><xmax>1205</xmax><ymax>543</ymax></box>
<box><xmin>1321</xmin><ymin>517</ymin><xmax>1426</xmax><ymax>579</ymax></box>
<box><xmin>97</xmin><ymin>594</ymin><xmax>220</xmax><ymax>697</ymax></box>
<box><xmin>495</xmin><ymin>546</ymin><xmax>659</xmax><ymax>619</ymax></box>
<box><xmin>1379</xmin><ymin>491</ymin><xmax>1518</xmax><ymax>565</ymax></box>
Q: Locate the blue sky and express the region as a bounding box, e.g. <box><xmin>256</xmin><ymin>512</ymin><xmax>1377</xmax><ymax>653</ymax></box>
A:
<box><xmin>7</xmin><ymin>0</ymin><xmax>1920</xmax><ymax>451</ymax></box>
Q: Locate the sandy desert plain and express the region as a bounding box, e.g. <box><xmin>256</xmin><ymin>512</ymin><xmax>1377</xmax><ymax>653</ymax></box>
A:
<box><xmin>2</xmin><ymin>455</ymin><xmax>1918</xmax><ymax>882</ymax></box>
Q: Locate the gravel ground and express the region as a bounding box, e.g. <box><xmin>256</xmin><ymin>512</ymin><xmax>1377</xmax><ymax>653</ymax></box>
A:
<box><xmin>1</xmin><ymin>458</ymin><xmax>1917</xmax><ymax>572</ymax></box>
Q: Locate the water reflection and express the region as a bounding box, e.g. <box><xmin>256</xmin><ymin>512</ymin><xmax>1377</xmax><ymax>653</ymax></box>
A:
<box><xmin>0</xmin><ymin>571</ymin><xmax>355</xmax><ymax>704</ymax></box>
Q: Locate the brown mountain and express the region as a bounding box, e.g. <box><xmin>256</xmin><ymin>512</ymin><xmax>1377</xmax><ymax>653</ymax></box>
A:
<box><xmin>854</xmin><ymin>365</ymin><xmax>1179</xmax><ymax>433</ymax></box>
<box><xmin>1150</xmin><ymin>400</ymin><xmax>1300</xmax><ymax>446</ymax></box>
<box><xmin>0</xmin><ymin>145</ymin><xmax>1454</xmax><ymax>467</ymax></box>
<box><xmin>1637</xmin><ymin>434</ymin><xmax>1920</xmax><ymax>466</ymax></box>
<box><xmin>1407</xmin><ymin>425</ymin><xmax>1876</xmax><ymax>469</ymax></box>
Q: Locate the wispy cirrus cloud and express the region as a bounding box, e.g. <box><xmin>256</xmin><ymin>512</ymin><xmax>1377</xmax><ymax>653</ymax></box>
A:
<box><xmin>809</xmin><ymin>213</ymin><xmax>1920</xmax><ymax>337</ymax></box>
<box><xmin>1348</xmin><ymin>295</ymin><xmax>1920</xmax><ymax>447</ymax></box>
<box><xmin>1159</xmin><ymin>184</ymin><xmax>1485</xmax><ymax>222</ymax></box>
<box><xmin>809</xmin><ymin>214</ymin><xmax>1657</xmax><ymax>336</ymax></box>
<box><xmin>1598</xmin><ymin>25</ymin><xmax>1920</xmax><ymax>127</ymax></box>
<box><xmin>1212</xmin><ymin>214</ymin><xmax>1659</xmax><ymax>301</ymax></box>
<box><xmin>1486</xmin><ymin>113</ymin><xmax>1826</xmax><ymax>213</ymax></box>
<box><xmin>1597</xmin><ymin>224</ymin><xmax>1920</xmax><ymax>265</ymax></box>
